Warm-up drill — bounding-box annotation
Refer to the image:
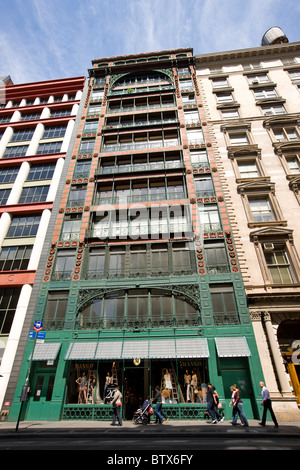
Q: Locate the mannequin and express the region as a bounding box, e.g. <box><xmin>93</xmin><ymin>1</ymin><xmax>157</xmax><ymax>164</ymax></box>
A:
<box><xmin>191</xmin><ymin>370</ymin><xmax>197</xmax><ymax>403</ymax></box>
<box><xmin>76</xmin><ymin>371</ymin><xmax>88</xmax><ymax>404</ymax></box>
<box><xmin>164</xmin><ymin>369</ymin><xmax>172</xmax><ymax>400</ymax></box>
<box><xmin>184</xmin><ymin>369</ymin><xmax>191</xmax><ymax>402</ymax></box>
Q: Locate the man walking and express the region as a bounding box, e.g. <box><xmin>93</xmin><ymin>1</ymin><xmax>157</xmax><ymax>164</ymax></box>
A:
<box><xmin>206</xmin><ymin>383</ymin><xmax>217</xmax><ymax>424</ymax></box>
<box><xmin>259</xmin><ymin>381</ymin><xmax>278</xmax><ymax>427</ymax></box>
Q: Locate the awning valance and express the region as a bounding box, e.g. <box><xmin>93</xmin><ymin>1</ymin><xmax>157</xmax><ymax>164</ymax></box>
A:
<box><xmin>28</xmin><ymin>342</ymin><xmax>61</xmax><ymax>361</ymax></box>
<box><xmin>215</xmin><ymin>337</ymin><xmax>251</xmax><ymax>357</ymax></box>
<box><xmin>64</xmin><ymin>337</ymin><xmax>210</xmax><ymax>360</ymax></box>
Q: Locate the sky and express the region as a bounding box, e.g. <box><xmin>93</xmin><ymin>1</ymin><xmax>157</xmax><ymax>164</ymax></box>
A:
<box><xmin>1</xmin><ymin>0</ymin><xmax>300</xmax><ymax>84</ymax></box>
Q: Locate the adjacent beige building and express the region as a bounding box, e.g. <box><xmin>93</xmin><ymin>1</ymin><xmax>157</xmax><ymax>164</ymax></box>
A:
<box><xmin>196</xmin><ymin>28</ymin><xmax>300</xmax><ymax>420</ymax></box>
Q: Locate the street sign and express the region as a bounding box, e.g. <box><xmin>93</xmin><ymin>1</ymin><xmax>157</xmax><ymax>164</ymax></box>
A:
<box><xmin>33</xmin><ymin>320</ymin><xmax>43</xmax><ymax>332</ymax></box>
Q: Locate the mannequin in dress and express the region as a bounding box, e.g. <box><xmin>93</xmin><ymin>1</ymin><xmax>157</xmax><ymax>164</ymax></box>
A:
<box><xmin>76</xmin><ymin>371</ymin><xmax>88</xmax><ymax>404</ymax></box>
<box><xmin>164</xmin><ymin>369</ymin><xmax>172</xmax><ymax>400</ymax></box>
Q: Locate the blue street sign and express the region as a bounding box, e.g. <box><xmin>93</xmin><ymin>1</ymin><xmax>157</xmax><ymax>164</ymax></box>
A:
<box><xmin>33</xmin><ymin>320</ymin><xmax>43</xmax><ymax>332</ymax></box>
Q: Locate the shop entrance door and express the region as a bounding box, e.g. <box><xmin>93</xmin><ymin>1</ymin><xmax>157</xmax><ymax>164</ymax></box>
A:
<box><xmin>26</xmin><ymin>371</ymin><xmax>56</xmax><ymax>421</ymax></box>
<box><xmin>123</xmin><ymin>363</ymin><xmax>149</xmax><ymax>420</ymax></box>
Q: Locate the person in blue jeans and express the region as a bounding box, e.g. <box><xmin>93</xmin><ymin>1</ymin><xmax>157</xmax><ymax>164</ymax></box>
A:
<box><xmin>152</xmin><ymin>386</ymin><xmax>164</xmax><ymax>424</ymax></box>
<box><xmin>206</xmin><ymin>383</ymin><xmax>217</xmax><ymax>423</ymax></box>
<box><xmin>231</xmin><ymin>387</ymin><xmax>249</xmax><ymax>427</ymax></box>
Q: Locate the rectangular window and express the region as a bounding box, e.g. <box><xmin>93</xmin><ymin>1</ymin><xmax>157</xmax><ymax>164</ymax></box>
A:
<box><xmin>205</xmin><ymin>241</ymin><xmax>229</xmax><ymax>274</ymax></box>
<box><xmin>261</xmin><ymin>104</ymin><xmax>285</xmax><ymax>115</ymax></box>
<box><xmin>264</xmin><ymin>247</ymin><xmax>295</xmax><ymax>284</ymax></box>
<box><xmin>0</xmin><ymin>189</ymin><xmax>11</xmax><ymax>205</ymax></box>
<box><xmin>27</xmin><ymin>164</ymin><xmax>55</xmax><ymax>181</ymax></box>
<box><xmin>273</xmin><ymin>127</ymin><xmax>300</xmax><ymax>142</ymax></box>
<box><xmin>61</xmin><ymin>214</ymin><xmax>81</xmax><ymax>241</ymax></box>
<box><xmin>7</xmin><ymin>215</ymin><xmax>41</xmax><ymax>237</ymax></box>
<box><xmin>109</xmin><ymin>247</ymin><xmax>125</xmax><ymax>277</ymax></box>
<box><xmin>79</xmin><ymin>139</ymin><xmax>95</xmax><ymax>153</ymax></box>
<box><xmin>210</xmin><ymin>285</ymin><xmax>239</xmax><ymax>325</ymax></box>
<box><xmin>87</xmin><ymin>248</ymin><xmax>105</xmax><ymax>279</ymax></box>
<box><xmin>74</xmin><ymin>160</ymin><xmax>91</xmax><ymax>177</ymax></box>
<box><xmin>229</xmin><ymin>132</ymin><xmax>249</xmax><ymax>146</ymax></box>
<box><xmin>68</xmin><ymin>185</ymin><xmax>86</xmax><ymax>207</ymax></box>
<box><xmin>0</xmin><ymin>167</ymin><xmax>19</xmax><ymax>183</ymax></box>
<box><xmin>0</xmin><ymin>288</ymin><xmax>21</xmax><ymax>334</ymax></box>
<box><xmin>3</xmin><ymin>145</ymin><xmax>29</xmax><ymax>158</ymax></box>
<box><xmin>198</xmin><ymin>204</ymin><xmax>221</xmax><ymax>232</ymax></box>
<box><xmin>53</xmin><ymin>250</ymin><xmax>76</xmax><ymax>280</ymax></box>
<box><xmin>0</xmin><ymin>245</ymin><xmax>32</xmax><ymax>271</ymax></box>
<box><xmin>36</xmin><ymin>142</ymin><xmax>62</xmax><ymax>154</ymax></box>
<box><xmin>216</xmin><ymin>92</ymin><xmax>233</xmax><ymax>103</ymax></box>
<box><xmin>19</xmin><ymin>186</ymin><xmax>49</xmax><ymax>204</ymax></box>
<box><xmin>194</xmin><ymin>176</ymin><xmax>214</xmax><ymax>197</ymax></box>
<box><xmin>44</xmin><ymin>291</ymin><xmax>69</xmax><ymax>323</ymax></box>
<box><xmin>211</xmin><ymin>77</ymin><xmax>228</xmax><ymax>88</ymax></box>
<box><xmin>237</xmin><ymin>160</ymin><xmax>260</xmax><ymax>178</ymax></box>
<box><xmin>43</xmin><ymin>126</ymin><xmax>66</xmax><ymax>139</ymax></box>
<box><xmin>254</xmin><ymin>88</ymin><xmax>277</xmax><ymax>99</ymax></box>
<box><xmin>249</xmin><ymin>197</ymin><xmax>275</xmax><ymax>222</ymax></box>
<box><xmin>11</xmin><ymin>129</ymin><xmax>34</xmax><ymax>142</ymax></box>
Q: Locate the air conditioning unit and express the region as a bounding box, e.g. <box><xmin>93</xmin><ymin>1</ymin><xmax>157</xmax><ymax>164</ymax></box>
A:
<box><xmin>263</xmin><ymin>243</ymin><xmax>274</xmax><ymax>251</ymax></box>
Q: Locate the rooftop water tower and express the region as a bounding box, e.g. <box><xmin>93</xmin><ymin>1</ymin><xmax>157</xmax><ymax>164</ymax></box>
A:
<box><xmin>261</xmin><ymin>27</ymin><xmax>289</xmax><ymax>46</ymax></box>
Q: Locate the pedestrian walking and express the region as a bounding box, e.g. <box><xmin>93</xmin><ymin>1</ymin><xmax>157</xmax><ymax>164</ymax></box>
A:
<box><xmin>230</xmin><ymin>386</ymin><xmax>249</xmax><ymax>426</ymax></box>
<box><xmin>152</xmin><ymin>386</ymin><xmax>164</xmax><ymax>424</ymax></box>
<box><xmin>111</xmin><ymin>385</ymin><xmax>122</xmax><ymax>426</ymax></box>
<box><xmin>212</xmin><ymin>386</ymin><xmax>224</xmax><ymax>422</ymax></box>
<box><xmin>206</xmin><ymin>383</ymin><xmax>217</xmax><ymax>423</ymax></box>
<box><xmin>259</xmin><ymin>381</ymin><xmax>278</xmax><ymax>427</ymax></box>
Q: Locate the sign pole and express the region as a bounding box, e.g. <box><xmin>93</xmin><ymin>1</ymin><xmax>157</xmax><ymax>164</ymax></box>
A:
<box><xmin>15</xmin><ymin>321</ymin><xmax>43</xmax><ymax>432</ymax></box>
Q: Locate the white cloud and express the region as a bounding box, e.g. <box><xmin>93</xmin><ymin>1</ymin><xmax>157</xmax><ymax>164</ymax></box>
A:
<box><xmin>0</xmin><ymin>0</ymin><xmax>299</xmax><ymax>84</ymax></box>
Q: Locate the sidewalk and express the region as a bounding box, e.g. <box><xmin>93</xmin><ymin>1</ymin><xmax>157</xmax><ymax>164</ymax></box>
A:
<box><xmin>1</xmin><ymin>419</ymin><xmax>300</xmax><ymax>438</ymax></box>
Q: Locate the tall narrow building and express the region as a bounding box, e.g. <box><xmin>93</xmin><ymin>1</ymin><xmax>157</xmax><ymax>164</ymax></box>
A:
<box><xmin>0</xmin><ymin>76</ymin><xmax>86</xmax><ymax>413</ymax></box>
<box><xmin>196</xmin><ymin>27</ymin><xmax>300</xmax><ymax>420</ymax></box>
<box><xmin>6</xmin><ymin>49</ymin><xmax>264</xmax><ymax>423</ymax></box>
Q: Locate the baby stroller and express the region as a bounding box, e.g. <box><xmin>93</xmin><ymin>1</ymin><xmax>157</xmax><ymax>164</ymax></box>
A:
<box><xmin>132</xmin><ymin>400</ymin><xmax>153</xmax><ymax>425</ymax></box>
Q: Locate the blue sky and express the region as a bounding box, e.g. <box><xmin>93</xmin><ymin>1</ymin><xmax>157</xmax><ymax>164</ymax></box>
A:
<box><xmin>1</xmin><ymin>0</ymin><xmax>300</xmax><ymax>84</ymax></box>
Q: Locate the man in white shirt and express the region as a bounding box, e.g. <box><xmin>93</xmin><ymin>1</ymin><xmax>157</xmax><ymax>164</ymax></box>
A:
<box><xmin>259</xmin><ymin>381</ymin><xmax>278</xmax><ymax>427</ymax></box>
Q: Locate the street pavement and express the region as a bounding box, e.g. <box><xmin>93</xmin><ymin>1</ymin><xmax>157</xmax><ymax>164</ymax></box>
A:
<box><xmin>1</xmin><ymin>417</ymin><xmax>300</xmax><ymax>437</ymax></box>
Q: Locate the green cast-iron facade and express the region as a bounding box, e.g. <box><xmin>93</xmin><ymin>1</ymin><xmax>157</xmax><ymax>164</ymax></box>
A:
<box><xmin>8</xmin><ymin>49</ymin><xmax>264</xmax><ymax>422</ymax></box>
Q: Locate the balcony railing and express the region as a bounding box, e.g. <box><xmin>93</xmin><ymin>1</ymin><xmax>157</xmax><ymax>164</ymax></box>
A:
<box><xmin>107</xmin><ymin>102</ymin><xmax>175</xmax><ymax>114</ymax></box>
<box><xmin>95</xmin><ymin>191</ymin><xmax>186</xmax><ymax>205</ymax></box>
<box><xmin>74</xmin><ymin>313</ymin><xmax>201</xmax><ymax>330</ymax></box>
<box><xmin>104</xmin><ymin>117</ymin><xmax>178</xmax><ymax>129</ymax></box>
<box><xmin>85</xmin><ymin>264</ymin><xmax>195</xmax><ymax>280</ymax></box>
<box><xmin>102</xmin><ymin>139</ymin><xmax>180</xmax><ymax>152</ymax></box>
<box><xmin>98</xmin><ymin>160</ymin><xmax>184</xmax><ymax>175</ymax></box>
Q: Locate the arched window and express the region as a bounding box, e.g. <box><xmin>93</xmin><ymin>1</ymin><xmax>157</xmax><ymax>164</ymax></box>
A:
<box><xmin>76</xmin><ymin>288</ymin><xmax>200</xmax><ymax>330</ymax></box>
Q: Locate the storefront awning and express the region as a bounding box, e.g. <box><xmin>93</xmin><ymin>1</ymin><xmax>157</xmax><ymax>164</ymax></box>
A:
<box><xmin>64</xmin><ymin>337</ymin><xmax>210</xmax><ymax>360</ymax></box>
<box><xmin>215</xmin><ymin>337</ymin><xmax>251</xmax><ymax>357</ymax></box>
<box><xmin>28</xmin><ymin>342</ymin><xmax>61</xmax><ymax>361</ymax></box>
